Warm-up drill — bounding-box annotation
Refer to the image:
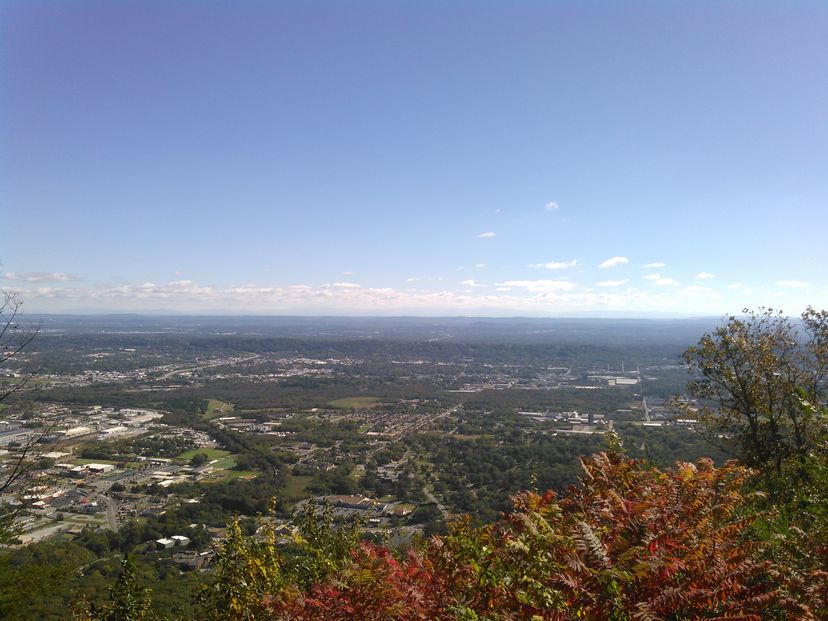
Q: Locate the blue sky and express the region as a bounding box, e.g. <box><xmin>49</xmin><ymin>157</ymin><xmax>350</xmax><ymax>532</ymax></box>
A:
<box><xmin>1</xmin><ymin>1</ymin><xmax>826</xmax><ymax>316</ymax></box>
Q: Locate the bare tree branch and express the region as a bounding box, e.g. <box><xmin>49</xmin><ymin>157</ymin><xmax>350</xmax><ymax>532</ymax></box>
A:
<box><xmin>0</xmin><ymin>288</ymin><xmax>47</xmax><ymax>543</ymax></box>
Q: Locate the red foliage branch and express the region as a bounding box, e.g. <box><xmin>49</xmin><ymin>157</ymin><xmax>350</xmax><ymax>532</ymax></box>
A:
<box><xmin>265</xmin><ymin>452</ymin><xmax>820</xmax><ymax>620</ymax></box>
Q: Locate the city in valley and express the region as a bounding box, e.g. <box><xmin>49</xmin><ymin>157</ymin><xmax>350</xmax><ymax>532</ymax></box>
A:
<box><xmin>1</xmin><ymin>317</ymin><xmax>721</xmax><ymax>579</ymax></box>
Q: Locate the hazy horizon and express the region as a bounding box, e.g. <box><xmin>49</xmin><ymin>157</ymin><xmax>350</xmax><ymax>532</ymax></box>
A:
<box><xmin>22</xmin><ymin>309</ymin><xmax>721</xmax><ymax>319</ymax></box>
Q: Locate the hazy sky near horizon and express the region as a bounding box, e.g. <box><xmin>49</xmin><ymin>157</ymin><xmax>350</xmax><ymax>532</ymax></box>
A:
<box><xmin>2</xmin><ymin>1</ymin><xmax>826</xmax><ymax>316</ymax></box>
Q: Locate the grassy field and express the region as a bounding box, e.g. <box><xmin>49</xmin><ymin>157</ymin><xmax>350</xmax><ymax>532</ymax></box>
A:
<box><xmin>219</xmin><ymin>470</ymin><xmax>258</xmax><ymax>480</ymax></box>
<box><xmin>212</xmin><ymin>455</ymin><xmax>237</xmax><ymax>470</ymax></box>
<box><xmin>199</xmin><ymin>467</ymin><xmax>259</xmax><ymax>483</ymax></box>
<box><xmin>327</xmin><ymin>396</ymin><xmax>381</xmax><ymax>409</ymax></box>
<box><xmin>283</xmin><ymin>474</ymin><xmax>314</xmax><ymax>499</ymax></box>
<box><xmin>72</xmin><ymin>458</ymin><xmax>145</xmax><ymax>469</ymax></box>
<box><xmin>187</xmin><ymin>449</ymin><xmax>249</xmax><ymax>483</ymax></box>
<box><xmin>176</xmin><ymin>448</ymin><xmax>231</xmax><ymax>461</ymax></box>
<box><xmin>72</xmin><ymin>458</ymin><xmax>120</xmax><ymax>466</ymax></box>
<box><xmin>204</xmin><ymin>399</ymin><xmax>234</xmax><ymax>420</ymax></box>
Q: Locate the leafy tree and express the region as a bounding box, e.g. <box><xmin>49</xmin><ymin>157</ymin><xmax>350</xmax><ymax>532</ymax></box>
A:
<box><xmin>678</xmin><ymin>307</ymin><xmax>828</xmax><ymax>616</ymax></box>
<box><xmin>74</xmin><ymin>556</ymin><xmax>152</xmax><ymax>621</ymax></box>
<box><xmin>34</xmin><ymin>456</ymin><xmax>55</xmax><ymax>470</ymax></box>
<box><xmin>746</xmin><ymin>398</ymin><xmax>828</xmax><ymax>617</ymax></box>
<box><xmin>198</xmin><ymin>515</ymin><xmax>282</xmax><ymax>621</ymax></box>
<box><xmin>200</xmin><ymin>499</ymin><xmax>364</xmax><ymax>620</ymax></box>
<box><xmin>679</xmin><ymin>307</ymin><xmax>828</xmax><ymax>478</ymax></box>
<box><xmin>283</xmin><ymin>499</ymin><xmax>364</xmax><ymax>588</ymax></box>
<box><xmin>189</xmin><ymin>453</ymin><xmax>210</xmax><ymax>467</ymax></box>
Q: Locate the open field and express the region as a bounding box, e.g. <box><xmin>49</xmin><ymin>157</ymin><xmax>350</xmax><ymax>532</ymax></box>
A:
<box><xmin>211</xmin><ymin>455</ymin><xmax>237</xmax><ymax>470</ymax></box>
<box><xmin>199</xmin><ymin>467</ymin><xmax>258</xmax><ymax>483</ymax></box>
<box><xmin>204</xmin><ymin>399</ymin><xmax>234</xmax><ymax>420</ymax></box>
<box><xmin>177</xmin><ymin>448</ymin><xmax>231</xmax><ymax>461</ymax></box>
<box><xmin>283</xmin><ymin>474</ymin><xmax>313</xmax><ymax>499</ymax></box>
<box><xmin>218</xmin><ymin>470</ymin><xmax>258</xmax><ymax>480</ymax></box>
<box><xmin>72</xmin><ymin>458</ymin><xmax>121</xmax><ymax>466</ymax></box>
<box><xmin>328</xmin><ymin>396</ymin><xmax>381</xmax><ymax>409</ymax></box>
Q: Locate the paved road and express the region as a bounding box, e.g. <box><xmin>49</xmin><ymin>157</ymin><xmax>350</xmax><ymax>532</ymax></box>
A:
<box><xmin>103</xmin><ymin>495</ymin><xmax>119</xmax><ymax>531</ymax></box>
<box><xmin>157</xmin><ymin>354</ymin><xmax>260</xmax><ymax>380</ymax></box>
<box><xmin>423</xmin><ymin>487</ymin><xmax>449</xmax><ymax>519</ymax></box>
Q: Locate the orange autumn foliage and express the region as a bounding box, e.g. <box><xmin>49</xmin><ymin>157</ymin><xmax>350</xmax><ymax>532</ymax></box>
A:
<box><xmin>261</xmin><ymin>451</ymin><xmax>824</xmax><ymax>620</ymax></box>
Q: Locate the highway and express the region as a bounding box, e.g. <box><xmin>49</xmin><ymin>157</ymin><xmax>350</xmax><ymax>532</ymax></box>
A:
<box><xmin>157</xmin><ymin>354</ymin><xmax>260</xmax><ymax>380</ymax></box>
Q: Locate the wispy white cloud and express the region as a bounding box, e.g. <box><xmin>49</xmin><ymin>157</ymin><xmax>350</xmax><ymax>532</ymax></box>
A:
<box><xmin>679</xmin><ymin>286</ymin><xmax>722</xmax><ymax>302</ymax></box>
<box><xmin>12</xmin><ymin>273</ymin><xmax>781</xmax><ymax>316</ymax></box>
<box><xmin>775</xmin><ymin>280</ymin><xmax>811</xmax><ymax>288</ymax></box>
<box><xmin>599</xmin><ymin>256</ymin><xmax>629</xmax><ymax>269</ymax></box>
<box><xmin>528</xmin><ymin>260</ymin><xmax>577</xmax><ymax>270</ymax></box>
<box><xmin>406</xmin><ymin>276</ymin><xmax>453</xmax><ymax>284</ymax></box>
<box><xmin>496</xmin><ymin>279</ymin><xmax>578</xmax><ymax>293</ymax></box>
<box><xmin>643</xmin><ymin>273</ymin><xmax>661</xmax><ymax>281</ymax></box>
<box><xmin>695</xmin><ymin>272</ymin><xmax>716</xmax><ymax>280</ymax></box>
<box><xmin>654</xmin><ymin>278</ymin><xmax>679</xmax><ymax>286</ymax></box>
<box><xmin>727</xmin><ymin>283</ymin><xmax>742</xmax><ymax>290</ymax></box>
<box><xmin>341</xmin><ymin>271</ymin><xmax>354</xmax><ymax>276</ymax></box>
<box><xmin>478</xmin><ymin>231</ymin><xmax>496</xmax><ymax>238</ymax></box>
<box><xmin>544</xmin><ymin>201</ymin><xmax>560</xmax><ymax>211</ymax></box>
<box><xmin>474</xmin><ymin>263</ymin><xmax>486</xmax><ymax>268</ymax></box>
<box><xmin>644</xmin><ymin>262</ymin><xmax>665</xmax><ymax>269</ymax></box>
<box><xmin>2</xmin><ymin>271</ymin><xmax>82</xmax><ymax>283</ymax></box>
